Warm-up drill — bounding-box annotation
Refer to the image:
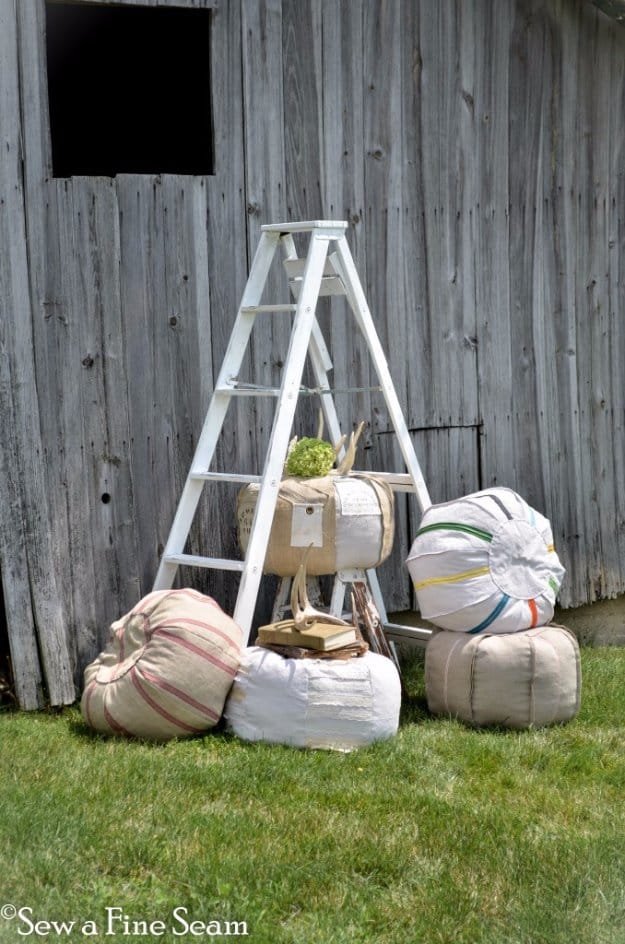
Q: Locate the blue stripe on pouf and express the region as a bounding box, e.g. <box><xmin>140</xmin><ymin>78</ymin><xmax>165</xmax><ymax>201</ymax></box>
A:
<box><xmin>467</xmin><ymin>594</ymin><xmax>511</xmax><ymax>634</ymax></box>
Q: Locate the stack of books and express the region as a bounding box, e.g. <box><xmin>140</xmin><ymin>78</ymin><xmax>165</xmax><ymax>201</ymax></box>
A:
<box><xmin>257</xmin><ymin>619</ymin><xmax>358</xmax><ymax>652</ymax></box>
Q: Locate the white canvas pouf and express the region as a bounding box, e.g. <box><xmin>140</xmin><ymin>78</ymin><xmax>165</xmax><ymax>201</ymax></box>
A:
<box><xmin>224</xmin><ymin>647</ymin><xmax>401</xmax><ymax>751</ymax></box>
<box><xmin>81</xmin><ymin>589</ymin><xmax>242</xmax><ymax>741</ymax></box>
<box><xmin>406</xmin><ymin>487</ymin><xmax>566</xmax><ymax>633</ymax></box>
<box><xmin>425</xmin><ymin>624</ymin><xmax>581</xmax><ymax>728</ymax></box>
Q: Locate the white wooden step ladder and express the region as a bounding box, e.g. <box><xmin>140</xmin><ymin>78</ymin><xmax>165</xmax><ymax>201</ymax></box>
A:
<box><xmin>153</xmin><ymin>220</ymin><xmax>433</xmax><ymax>646</ymax></box>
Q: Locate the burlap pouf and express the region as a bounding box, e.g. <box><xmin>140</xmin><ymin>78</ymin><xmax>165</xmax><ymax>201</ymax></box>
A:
<box><xmin>237</xmin><ymin>473</ymin><xmax>394</xmax><ymax>576</ymax></box>
<box><xmin>425</xmin><ymin>624</ymin><xmax>581</xmax><ymax>728</ymax></box>
<box><xmin>224</xmin><ymin>647</ymin><xmax>401</xmax><ymax>751</ymax></box>
<box><xmin>406</xmin><ymin>487</ymin><xmax>565</xmax><ymax>633</ymax></box>
<box><xmin>81</xmin><ymin>589</ymin><xmax>242</xmax><ymax>740</ymax></box>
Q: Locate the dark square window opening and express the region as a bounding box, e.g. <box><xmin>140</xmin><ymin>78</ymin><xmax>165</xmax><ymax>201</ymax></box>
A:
<box><xmin>45</xmin><ymin>2</ymin><xmax>213</xmax><ymax>178</ymax></box>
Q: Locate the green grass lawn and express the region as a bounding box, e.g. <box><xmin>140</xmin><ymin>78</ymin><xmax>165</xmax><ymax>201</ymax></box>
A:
<box><xmin>1</xmin><ymin>647</ymin><xmax>624</xmax><ymax>944</ymax></box>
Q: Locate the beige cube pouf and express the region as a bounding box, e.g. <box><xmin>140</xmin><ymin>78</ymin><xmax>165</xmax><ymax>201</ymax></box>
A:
<box><xmin>425</xmin><ymin>624</ymin><xmax>581</xmax><ymax>729</ymax></box>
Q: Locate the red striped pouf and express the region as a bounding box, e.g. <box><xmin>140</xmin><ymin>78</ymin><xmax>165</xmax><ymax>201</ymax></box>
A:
<box><xmin>81</xmin><ymin>589</ymin><xmax>242</xmax><ymax>740</ymax></box>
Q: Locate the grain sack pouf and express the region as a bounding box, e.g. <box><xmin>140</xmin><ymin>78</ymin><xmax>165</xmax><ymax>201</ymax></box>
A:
<box><xmin>237</xmin><ymin>473</ymin><xmax>394</xmax><ymax>576</ymax></box>
<box><xmin>425</xmin><ymin>624</ymin><xmax>581</xmax><ymax>728</ymax></box>
<box><xmin>224</xmin><ymin>647</ymin><xmax>401</xmax><ymax>751</ymax></box>
<box><xmin>81</xmin><ymin>589</ymin><xmax>242</xmax><ymax>740</ymax></box>
<box><xmin>406</xmin><ymin>487</ymin><xmax>566</xmax><ymax>633</ymax></box>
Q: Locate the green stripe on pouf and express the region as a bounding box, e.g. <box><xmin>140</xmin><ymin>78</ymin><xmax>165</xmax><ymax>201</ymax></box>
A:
<box><xmin>416</xmin><ymin>522</ymin><xmax>493</xmax><ymax>542</ymax></box>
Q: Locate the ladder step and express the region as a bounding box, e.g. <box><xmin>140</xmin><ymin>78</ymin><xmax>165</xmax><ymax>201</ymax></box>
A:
<box><xmin>190</xmin><ymin>472</ymin><xmax>262</xmax><ymax>484</ymax></box>
<box><xmin>384</xmin><ymin>622</ymin><xmax>433</xmax><ymax>645</ymax></box>
<box><xmin>367</xmin><ymin>472</ymin><xmax>419</xmax><ymax>493</ymax></box>
<box><xmin>164</xmin><ymin>553</ymin><xmax>245</xmax><ymax>572</ymax></box>
<box><xmin>241</xmin><ymin>304</ymin><xmax>297</xmax><ymax>313</ymax></box>
<box><xmin>283</xmin><ymin>259</ymin><xmax>337</xmax><ymax>279</ymax></box>
<box><xmin>290</xmin><ymin>277</ymin><xmax>345</xmax><ymax>298</ymax></box>
<box><xmin>217</xmin><ymin>381</ymin><xmax>382</xmax><ymax>398</ymax></box>
<box><xmin>216</xmin><ymin>384</ymin><xmax>281</xmax><ymax>398</ymax></box>
<box><xmin>261</xmin><ymin>220</ymin><xmax>349</xmax><ymax>234</ymax></box>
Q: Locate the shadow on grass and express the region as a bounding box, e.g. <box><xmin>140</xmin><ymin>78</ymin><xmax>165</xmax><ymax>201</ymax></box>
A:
<box><xmin>66</xmin><ymin>711</ymin><xmax>241</xmax><ymax>748</ymax></box>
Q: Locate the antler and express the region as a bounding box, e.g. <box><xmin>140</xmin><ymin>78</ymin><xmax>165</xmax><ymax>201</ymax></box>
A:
<box><xmin>290</xmin><ymin>546</ymin><xmax>351</xmax><ymax>631</ymax></box>
<box><xmin>336</xmin><ymin>420</ymin><xmax>366</xmax><ymax>475</ymax></box>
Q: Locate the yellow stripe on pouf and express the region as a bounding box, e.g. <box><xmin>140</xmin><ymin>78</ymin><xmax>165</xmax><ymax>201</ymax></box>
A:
<box><xmin>413</xmin><ymin>565</ymin><xmax>490</xmax><ymax>591</ymax></box>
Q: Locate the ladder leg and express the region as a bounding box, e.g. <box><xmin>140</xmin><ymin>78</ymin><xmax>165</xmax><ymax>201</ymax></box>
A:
<box><xmin>281</xmin><ymin>234</ymin><xmax>345</xmax><ymax>457</ymax></box>
<box><xmin>152</xmin><ymin>231</ymin><xmax>280</xmax><ymax>592</ymax></box>
<box><xmin>332</xmin><ymin>237</ymin><xmax>432</xmax><ymax>513</ymax></box>
<box><xmin>233</xmin><ymin>233</ymin><xmax>333</xmax><ymax>640</ymax></box>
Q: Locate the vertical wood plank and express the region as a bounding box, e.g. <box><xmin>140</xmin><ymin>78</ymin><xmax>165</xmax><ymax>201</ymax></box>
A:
<box><xmin>416</xmin><ymin>0</ymin><xmax>479</xmax><ymax>429</ymax></box>
<box><xmin>473</xmin><ymin>0</ymin><xmax>515</xmax><ymax>488</ymax></box>
<box><xmin>206</xmin><ymin>0</ymin><xmax>258</xmax><ymax>613</ymax></box>
<box><xmin>1</xmin><ymin>0</ymin><xmax>75</xmax><ymax>706</ymax></box>
<box><xmin>361</xmin><ymin>0</ymin><xmax>412</xmax><ymax>609</ymax></box>
<box><xmin>240</xmin><ymin>0</ymin><xmax>291</xmax><ymax>620</ymax></box>
<box><xmin>70</xmin><ymin>178</ymin><xmax>141</xmax><ymax>645</ymax></box>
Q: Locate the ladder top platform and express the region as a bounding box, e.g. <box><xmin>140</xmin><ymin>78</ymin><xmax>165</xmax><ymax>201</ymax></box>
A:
<box><xmin>261</xmin><ymin>220</ymin><xmax>349</xmax><ymax>234</ymax></box>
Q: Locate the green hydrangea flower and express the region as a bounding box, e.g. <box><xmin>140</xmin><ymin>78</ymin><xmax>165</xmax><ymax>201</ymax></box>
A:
<box><xmin>286</xmin><ymin>437</ymin><xmax>335</xmax><ymax>478</ymax></box>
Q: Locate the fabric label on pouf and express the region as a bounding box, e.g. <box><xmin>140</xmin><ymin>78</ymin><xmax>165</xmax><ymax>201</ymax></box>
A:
<box><xmin>81</xmin><ymin>589</ymin><xmax>242</xmax><ymax>741</ymax></box>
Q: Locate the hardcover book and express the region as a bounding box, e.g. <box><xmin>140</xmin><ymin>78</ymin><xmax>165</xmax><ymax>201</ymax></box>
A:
<box><xmin>256</xmin><ymin>619</ymin><xmax>357</xmax><ymax>651</ymax></box>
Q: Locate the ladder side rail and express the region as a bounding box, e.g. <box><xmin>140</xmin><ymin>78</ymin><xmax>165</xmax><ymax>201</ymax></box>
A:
<box><xmin>153</xmin><ymin>232</ymin><xmax>280</xmax><ymax>591</ymax></box>
<box><xmin>307</xmin><ymin>327</ymin><xmax>346</xmax><ymax>459</ymax></box>
<box><xmin>233</xmin><ymin>234</ymin><xmax>333</xmax><ymax>639</ymax></box>
<box><xmin>280</xmin><ymin>234</ymin><xmax>346</xmax><ymax>458</ymax></box>
<box><xmin>332</xmin><ymin>239</ymin><xmax>432</xmax><ymax>514</ymax></box>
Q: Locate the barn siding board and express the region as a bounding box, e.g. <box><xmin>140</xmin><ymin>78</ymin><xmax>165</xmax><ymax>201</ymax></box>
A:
<box><xmin>318</xmin><ymin>0</ymin><xmax>371</xmax><ymax>446</ymax></box>
<box><xmin>361</xmin><ymin>0</ymin><xmax>412</xmax><ymax>610</ymax></box>
<box><xmin>607</xmin><ymin>30</ymin><xmax>625</xmax><ymax>595</ymax></box>
<box><xmin>281</xmin><ymin>0</ymin><xmax>327</xmax><ymax>445</ymax></box>
<box><xmin>473</xmin><ymin>2</ymin><xmax>516</xmax><ymax>491</ymax></box>
<box><xmin>116</xmin><ymin>175</ymin><xmax>212</xmax><ymax>602</ymax></box>
<box><xmin>417</xmin><ymin>1</ymin><xmax>480</xmax><ymax>431</ymax></box>
<box><xmin>240</xmin><ymin>0</ymin><xmax>291</xmax><ymax>621</ymax></box>
<box><xmin>205</xmin><ymin>0</ymin><xmax>249</xmax><ymax>613</ymax></box>
<box><xmin>240</xmin><ymin>0</ymin><xmax>288</xmax><ymax>451</ymax></box>
<box><xmin>1</xmin><ymin>0</ymin><xmax>74</xmax><ymax>706</ymax></box>
<box><xmin>0</xmin><ymin>0</ymin><xmax>44</xmax><ymax>709</ymax></box>
<box><xmin>3</xmin><ymin>0</ymin><xmax>625</xmax><ymax>705</ymax></box>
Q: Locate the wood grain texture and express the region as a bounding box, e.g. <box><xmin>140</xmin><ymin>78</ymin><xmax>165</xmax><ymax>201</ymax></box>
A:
<box><xmin>205</xmin><ymin>0</ymin><xmax>249</xmax><ymax>613</ymax></box>
<box><xmin>1</xmin><ymin>0</ymin><xmax>74</xmax><ymax>706</ymax></box>
<box><xmin>4</xmin><ymin>0</ymin><xmax>625</xmax><ymax>705</ymax></box>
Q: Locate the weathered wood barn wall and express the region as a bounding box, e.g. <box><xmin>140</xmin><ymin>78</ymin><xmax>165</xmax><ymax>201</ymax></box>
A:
<box><xmin>1</xmin><ymin>0</ymin><xmax>624</xmax><ymax>707</ymax></box>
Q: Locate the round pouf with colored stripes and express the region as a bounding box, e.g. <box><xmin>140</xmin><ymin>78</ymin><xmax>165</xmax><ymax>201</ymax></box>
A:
<box><xmin>406</xmin><ymin>487</ymin><xmax>566</xmax><ymax>634</ymax></box>
<box><xmin>81</xmin><ymin>589</ymin><xmax>243</xmax><ymax>740</ymax></box>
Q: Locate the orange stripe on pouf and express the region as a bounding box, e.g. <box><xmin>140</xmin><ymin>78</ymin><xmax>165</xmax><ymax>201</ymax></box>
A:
<box><xmin>528</xmin><ymin>598</ymin><xmax>538</xmax><ymax>628</ymax></box>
